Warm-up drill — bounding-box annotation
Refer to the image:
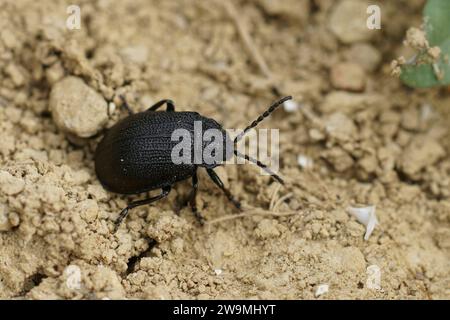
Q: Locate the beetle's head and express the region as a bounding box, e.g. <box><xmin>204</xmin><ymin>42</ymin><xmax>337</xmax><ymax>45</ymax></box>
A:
<box><xmin>200</xmin><ymin>96</ymin><xmax>291</xmax><ymax>186</ymax></box>
<box><xmin>201</xmin><ymin>119</ymin><xmax>234</xmax><ymax>169</ymax></box>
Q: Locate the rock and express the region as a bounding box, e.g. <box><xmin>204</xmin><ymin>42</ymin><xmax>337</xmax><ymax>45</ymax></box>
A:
<box><xmin>78</xmin><ymin>199</ymin><xmax>99</xmax><ymax>223</ymax></box>
<box><xmin>358</xmin><ymin>155</ymin><xmax>378</xmax><ymax>175</ymax></box>
<box><xmin>321</xmin><ymin>91</ymin><xmax>384</xmax><ymax>114</ymax></box>
<box><xmin>49</xmin><ymin>76</ymin><xmax>108</xmax><ymax>138</ymax></box>
<box><xmin>434</xmin><ymin>228</ymin><xmax>450</xmax><ymax>250</ymax></box>
<box><xmin>120</xmin><ymin>46</ymin><xmax>149</xmax><ymax>65</ymax></box>
<box><xmin>330</xmin><ymin>62</ymin><xmax>367</xmax><ymax>92</ymax></box>
<box><xmin>401</xmin><ymin>108</ymin><xmax>420</xmax><ymax>131</ymax></box>
<box><xmin>0</xmin><ymin>204</ymin><xmax>12</xmax><ymax>231</ymax></box>
<box><xmin>0</xmin><ymin>29</ymin><xmax>19</xmax><ymax>49</ymax></box>
<box><xmin>5</xmin><ymin>63</ymin><xmax>25</xmax><ymax>87</ymax></box>
<box><xmin>336</xmin><ymin>247</ymin><xmax>366</xmax><ymax>272</ymax></box>
<box><xmin>90</xmin><ymin>266</ymin><xmax>125</xmax><ymax>299</ymax></box>
<box><xmin>398</xmin><ymin>137</ymin><xmax>445</xmax><ymax>179</ymax></box>
<box><xmin>255</xmin><ymin>219</ymin><xmax>281</xmax><ymax>239</ymax></box>
<box><xmin>0</xmin><ymin>170</ymin><xmax>25</xmax><ymax>195</ymax></box>
<box><xmin>8</xmin><ymin>211</ymin><xmax>20</xmax><ymax>227</ymax></box>
<box><xmin>345</xmin><ymin>43</ymin><xmax>382</xmax><ymax>72</ymax></box>
<box><xmin>45</xmin><ymin>62</ymin><xmax>65</xmax><ymax>85</ymax></box>
<box><xmin>322</xmin><ymin>147</ymin><xmax>354</xmax><ymax>172</ymax></box>
<box><xmin>0</xmin><ymin>135</ymin><xmax>16</xmax><ymax>156</ymax></box>
<box><xmin>309</xmin><ymin>128</ymin><xmax>326</xmax><ymax>141</ymax></box>
<box><xmin>324</xmin><ymin>112</ymin><xmax>357</xmax><ymax>142</ymax></box>
<box><xmin>146</xmin><ymin>212</ymin><xmax>189</xmax><ymax>242</ymax></box>
<box><xmin>329</xmin><ymin>0</ymin><xmax>375</xmax><ymax>44</ymax></box>
<box><xmin>87</xmin><ymin>184</ymin><xmax>108</xmax><ymax>202</ymax></box>
<box><xmin>257</xmin><ymin>0</ymin><xmax>310</xmax><ymax>25</ymax></box>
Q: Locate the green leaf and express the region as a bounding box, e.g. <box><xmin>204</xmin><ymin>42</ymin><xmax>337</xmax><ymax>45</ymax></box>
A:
<box><xmin>400</xmin><ymin>0</ymin><xmax>450</xmax><ymax>88</ymax></box>
<box><xmin>400</xmin><ymin>38</ymin><xmax>450</xmax><ymax>88</ymax></box>
<box><xmin>424</xmin><ymin>0</ymin><xmax>450</xmax><ymax>46</ymax></box>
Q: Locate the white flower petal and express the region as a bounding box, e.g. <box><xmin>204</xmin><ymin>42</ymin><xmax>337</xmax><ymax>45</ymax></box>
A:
<box><xmin>346</xmin><ymin>205</ymin><xmax>378</xmax><ymax>240</ymax></box>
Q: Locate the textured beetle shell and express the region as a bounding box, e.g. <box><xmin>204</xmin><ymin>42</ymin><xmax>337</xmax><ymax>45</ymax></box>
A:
<box><xmin>95</xmin><ymin>110</ymin><xmax>228</xmax><ymax>194</ymax></box>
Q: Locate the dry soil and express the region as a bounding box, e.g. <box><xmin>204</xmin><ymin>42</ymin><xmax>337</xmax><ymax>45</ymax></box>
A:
<box><xmin>0</xmin><ymin>0</ymin><xmax>449</xmax><ymax>299</ymax></box>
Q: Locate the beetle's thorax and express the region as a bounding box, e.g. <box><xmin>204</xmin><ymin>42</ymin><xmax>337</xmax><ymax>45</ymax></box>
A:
<box><xmin>194</xmin><ymin>116</ymin><xmax>234</xmax><ymax>169</ymax></box>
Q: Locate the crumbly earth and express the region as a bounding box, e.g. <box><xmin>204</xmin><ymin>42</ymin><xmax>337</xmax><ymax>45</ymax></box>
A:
<box><xmin>0</xmin><ymin>0</ymin><xmax>449</xmax><ymax>299</ymax></box>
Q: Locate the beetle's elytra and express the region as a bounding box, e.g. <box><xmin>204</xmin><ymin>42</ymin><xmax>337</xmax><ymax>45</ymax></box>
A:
<box><xmin>94</xmin><ymin>96</ymin><xmax>292</xmax><ymax>231</ymax></box>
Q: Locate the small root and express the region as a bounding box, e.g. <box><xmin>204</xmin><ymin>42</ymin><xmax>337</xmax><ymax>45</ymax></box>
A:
<box><xmin>269</xmin><ymin>183</ymin><xmax>282</xmax><ymax>210</ymax></box>
<box><xmin>221</xmin><ymin>1</ymin><xmax>273</xmax><ymax>80</ymax></box>
<box><xmin>272</xmin><ymin>192</ymin><xmax>293</xmax><ymax>212</ymax></box>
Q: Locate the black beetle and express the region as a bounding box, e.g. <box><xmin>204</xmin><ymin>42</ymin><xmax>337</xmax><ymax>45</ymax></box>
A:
<box><xmin>95</xmin><ymin>95</ymin><xmax>292</xmax><ymax>231</ymax></box>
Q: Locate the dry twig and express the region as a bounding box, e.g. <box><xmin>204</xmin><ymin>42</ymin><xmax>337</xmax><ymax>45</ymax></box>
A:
<box><xmin>221</xmin><ymin>1</ymin><xmax>273</xmax><ymax>80</ymax></box>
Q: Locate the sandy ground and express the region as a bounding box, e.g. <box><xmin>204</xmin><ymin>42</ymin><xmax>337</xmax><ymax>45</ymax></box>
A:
<box><xmin>0</xmin><ymin>0</ymin><xmax>449</xmax><ymax>299</ymax></box>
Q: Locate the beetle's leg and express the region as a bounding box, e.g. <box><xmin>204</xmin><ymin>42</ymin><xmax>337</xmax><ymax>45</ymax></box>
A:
<box><xmin>187</xmin><ymin>169</ymin><xmax>205</xmax><ymax>225</ymax></box>
<box><xmin>147</xmin><ymin>99</ymin><xmax>175</xmax><ymax>112</ymax></box>
<box><xmin>114</xmin><ymin>186</ymin><xmax>171</xmax><ymax>232</ymax></box>
<box><xmin>206</xmin><ymin>168</ymin><xmax>242</xmax><ymax>210</ymax></box>
<box><xmin>119</xmin><ymin>95</ymin><xmax>134</xmax><ymax>115</ymax></box>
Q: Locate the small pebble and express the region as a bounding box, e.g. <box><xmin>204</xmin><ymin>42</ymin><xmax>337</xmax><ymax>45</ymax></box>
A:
<box><xmin>50</xmin><ymin>76</ymin><xmax>108</xmax><ymax>138</ymax></box>
<box><xmin>329</xmin><ymin>0</ymin><xmax>376</xmax><ymax>44</ymax></box>
<box><xmin>324</xmin><ymin>112</ymin><xmax>357</xmax><ymax>141</ymax></box>
<box><xmin>297</xmin><ymin>155</ymin><xmax>313</xmax><ymax>169</ymax></box>
<box><xmin>120</xmin><ymin>46</ymin><xmax>149</xmax><ymax>64</ymax></box>
<box><xmin>315</xmin><ymin>284</ymin><xmax>329</xmax><ymax>297</ymax></box>
<box><xmin>398</xmin><ymin>137</ymin><xmax>445</xmax><ymax>179</ymax></box>
<box><xmin>0</xmin><ymin>170</ymin><xmax>25</xmax><ymax>195</ymax></box>
<box><xmin>321</xmin><ymin>91</ymin><xmax>382</xmax><ymax>114</ymax></box>
<box><xmin>366</xmin><ymin>265</ymin><xmax>381</xmax><ymax>290</ymax></box>
<box><xmin>283</xmin><ymin>100</ymin><xmax>300</xmax><ymax>112</ymax></box>
<box><xmin>345</xmin><ymin>43</ymin><xmax>382</xmax><ymax>72</ymax></box>
<box><xmin>331</xmin><ymin>62</ymin><xmax>367</xmax><ymax>92</ymax></box>
<box><xmin>108</xmin><ymin>102</ymin><xmax>116</xmax><ymax>115</ymax></box>
<box><xmin>78</xmin><ymin>199</ymin><xmax>99</xmax><ymax>223</ymax></box>
<box><xmin>0</xmin><ymin>204</ymin><xmax>12</xmax><ymax>231</ymax></box>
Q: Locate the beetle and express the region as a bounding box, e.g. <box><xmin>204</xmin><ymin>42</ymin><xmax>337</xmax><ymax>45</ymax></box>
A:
<box><xmin>95</xmin><ymin>95</ymin><xmax>292</xmax><ymax>231</ymax></box>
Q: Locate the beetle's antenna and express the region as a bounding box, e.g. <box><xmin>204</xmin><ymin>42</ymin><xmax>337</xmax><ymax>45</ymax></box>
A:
<box><xmin>233</xmin><ymin>96</ymin><xmax>292</xmax><ymax>144</ymax></box>
<box><xmin>234</xmin><ymin>150</ymin><xmax>284</xmax><ymax>185</ymax></box>
<box><xmin>232</xmin><ymin>96</ymin><xmax>290</xmax><ymax>185</ymax></box>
